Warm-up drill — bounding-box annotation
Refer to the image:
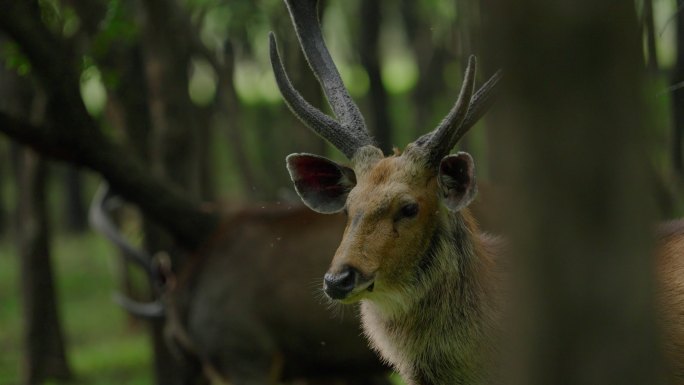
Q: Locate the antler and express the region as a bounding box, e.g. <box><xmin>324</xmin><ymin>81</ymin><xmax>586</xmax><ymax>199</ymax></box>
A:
<box><xmin>90</xmin><ymin>183</ymin><xmax>165</xmax><ymax>319</ymax></box>
<box><xmin>269</xmin><ymin>0</ymin><xmax>375</xmax><ymax>159</ymax></box>
<box><xmin>414</xmin><ymin>57</ymin><xmax>502</xmax><ymax>166</ymax></box>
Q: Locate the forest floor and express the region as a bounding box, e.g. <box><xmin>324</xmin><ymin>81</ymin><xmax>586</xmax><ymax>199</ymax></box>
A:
<box><xmin>0</xmin><ymin>232</ymin><xmax>152</xmax><ymax>385</ymax></box>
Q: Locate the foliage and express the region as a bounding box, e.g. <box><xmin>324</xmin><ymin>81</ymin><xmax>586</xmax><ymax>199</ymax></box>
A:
<box><xmin>1</xmin><ymin>41</ymin><xmax>31</xmax><ymax>76</ymax></box>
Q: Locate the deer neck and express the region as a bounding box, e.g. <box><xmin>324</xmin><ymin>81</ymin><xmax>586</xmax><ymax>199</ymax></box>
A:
<box><xmin>363</xmin><ymin>208</ymin><xmax>491</xmax><ymax>314</ymax></box>
<box><xmin>359</xmin><ymin>208</ymin><xmax>496</xmax><ymax>385</ymax></box>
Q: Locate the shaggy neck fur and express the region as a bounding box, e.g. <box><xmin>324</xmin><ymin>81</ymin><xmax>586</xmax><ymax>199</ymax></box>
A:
<box><xmin>359</xmin><ymin>209</ymin><xmax>497</xmax><ymax>385</ymax></box>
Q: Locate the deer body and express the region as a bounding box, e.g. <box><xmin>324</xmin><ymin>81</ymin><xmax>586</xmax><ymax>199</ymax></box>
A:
<box><xmin>170</xmin><ymin>205</ymin><xmax>389</xmax><ymax>383</ymax></box>
<box><xmin>91</xmin><ymin>190</ymin><xmax>390</xmax><ymax>385</ymax></box>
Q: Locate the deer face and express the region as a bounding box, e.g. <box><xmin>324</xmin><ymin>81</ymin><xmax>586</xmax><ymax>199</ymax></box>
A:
<box><xmin>287</xmin><ymin>146</ymin><xmax>477</xmax><ymax>303</ymax></box>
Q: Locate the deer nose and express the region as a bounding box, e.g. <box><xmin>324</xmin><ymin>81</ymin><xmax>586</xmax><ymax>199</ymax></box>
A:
<box><xmin>323</xmin><ymin>266</ymin><xmax>359</xmax><ymax>300</ymax></box>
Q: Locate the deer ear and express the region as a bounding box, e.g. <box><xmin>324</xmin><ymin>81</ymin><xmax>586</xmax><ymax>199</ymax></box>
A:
<box><xmin>438</xmin><ymin>152</ymin><xmax>478</xmax><ymax>212</ymax></box>
<box><xmin>286</xmin><ymin>153</ymin><xmax>357</xmax><ymax>214</ymax></box>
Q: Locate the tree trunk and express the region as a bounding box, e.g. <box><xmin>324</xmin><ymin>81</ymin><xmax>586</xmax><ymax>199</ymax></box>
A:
<box><xmin>360</xmin><ymin>0</ymin><xmax>392</xmax><ymax>154</ymax></box>
<box><xmin>139</xmin><ymin>1</ymin><xmax>208</xmax><ymax>383</ymax></box>
<box><xmin>14</xmin><ymin>148</ymin><xmax>73</xmax><ymax>385</ymax></box>
<box><xmin>401</xmin><ymin>0</ymin><xmax>451</xmax><ymax>140</ymax></box>
<box><xmin>0</xmin><ymin>141</ymin><xmax>6</xmax><ymax>236</ymax></box>
<box><xmin>140</xmin><ymin>0</ymin><xmax>202</xmax><ymax>201</ymax></box>
<box><xmin>0</xmin><ymin>36</ymin><xmax>72</xmax><ymax>383</ymax></box>
<box><xmin>197</xmin><ymin>110</ymin><xmax>215</xmax><ymax>203</ymax></box>
<box><xmin>487</xmin><ymin>0</ymin><xmax>667</xmax><ymax>383</ymax></box>
<box><xmin>217</xmin><ymin>40</ymin><xmax>260</xmax><ymax>197</ymax></box>
<box><xmin>673</xmin><ymin>0</ymin><xmax>684</xmax><ymax>183</ymax></box>
<box><xmin>63</xmin><ymin>166</ymin><xmax>88</xmax><ymax>232</ymax></box>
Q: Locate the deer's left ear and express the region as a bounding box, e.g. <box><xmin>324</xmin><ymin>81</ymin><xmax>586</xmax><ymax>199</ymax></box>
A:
<box><xmin>437</xmin><ymin>152</ymin><xmax>478</xmax><ymax>212</ymax></box>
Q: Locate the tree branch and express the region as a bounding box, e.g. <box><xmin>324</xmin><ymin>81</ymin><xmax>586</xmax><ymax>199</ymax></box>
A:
<box><xmin>0</xmin><ymin>1</ymin><xmax>219</xmax><ymax>250</ymax></box>
<box><xmin>0</xmin><ymin>110</ymin><xmax>218</xmax><ymax>249</ymax></box>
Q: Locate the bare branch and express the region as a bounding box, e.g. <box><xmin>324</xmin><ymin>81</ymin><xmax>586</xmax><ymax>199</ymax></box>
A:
<box><xmin>0</xmin><ymin>0</ymin><xmax>219</xmax><ymax>250</ymax></box>
<box><xmin>0</xmin><ymin>111</ymin><xmax>219</xmax><ymax>250</ymax></box>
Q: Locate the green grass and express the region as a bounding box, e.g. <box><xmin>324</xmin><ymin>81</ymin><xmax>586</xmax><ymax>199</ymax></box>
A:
<box><xmin>0</xmin><ymin>231</ymin><xmax>152</xmax><ymax>385</ymax></box>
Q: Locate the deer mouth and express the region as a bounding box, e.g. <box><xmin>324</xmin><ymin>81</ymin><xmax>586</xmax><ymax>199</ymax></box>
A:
<box><xmin>336</xmin><ymin>276</ymin><xmax>376</xmax><ymax>304</ymax></box>
<box><xmin>323</xmin><ymin>266</ymin><xmax>375</xmax><ymax>303</ymax></box>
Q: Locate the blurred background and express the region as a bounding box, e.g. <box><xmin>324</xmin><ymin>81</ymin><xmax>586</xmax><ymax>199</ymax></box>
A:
<box><xmin>0</xmin><ymin>0</ymin><xmax>681</xmax><ymax>384</ymax></box>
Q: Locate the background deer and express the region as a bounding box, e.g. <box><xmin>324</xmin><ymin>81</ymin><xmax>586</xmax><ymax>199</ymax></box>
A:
<box><xmin>270</xmin><ymin>0</ymin><xmax>684</xmax><ymax>384</ymax></box>
<box><xmin>91</xmin><ymin>185</ymin><xmax>390</xmax><ymax>385</ymax></box>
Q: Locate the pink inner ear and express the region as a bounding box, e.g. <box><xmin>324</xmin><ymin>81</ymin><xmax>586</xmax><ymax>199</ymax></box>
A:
<box><xmin>290</xmin><ymin>156</ymin><xmax>350</xmax><ymax>200</ymax></box>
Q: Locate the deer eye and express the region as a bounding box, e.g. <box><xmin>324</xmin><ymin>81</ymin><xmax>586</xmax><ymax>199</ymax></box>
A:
<box><xmin>396</xmin><ymin>203</ymin><xmax>419</xmax><ymax>221</ymax></box>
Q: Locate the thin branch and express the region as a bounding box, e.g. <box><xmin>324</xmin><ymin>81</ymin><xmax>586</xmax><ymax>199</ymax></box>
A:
<box><xmin>0</xmin><ymin>111</ymin><xmax>219</xmax><ymax>250</ymax></box>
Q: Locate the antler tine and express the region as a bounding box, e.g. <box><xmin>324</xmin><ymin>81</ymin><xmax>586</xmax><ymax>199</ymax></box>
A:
<box><xmin>284</xmin><ymin>0</ymin><xmax>366</xmax><ymax>130</ymax></box>
<box><xmin>89</xmin><ymin>183</ymin><xmax>154</xmax><ymax>276</ymax></box>
<box><xmin>454</xmin><ymin>69</ymin><xmax>502</xmax><ymax>143</ymax></box>
<box><xmin>421</xmin><ymin>55</ymin><xmax>478</xmax><ymax>166</ymax></box>
<box><xmin>269</xmin><ymin>33</ymin><xmax>370</xmax><ymax>159</ymax></box>
<box><xmin>271</xmin><ymin>0</ymin><xmax>374</xmax><ymax>159</ymax></box>
<box><xmin>414</xmin><ymin>68</ymin><xmax>502</xmax><ymax>149</ymax></box>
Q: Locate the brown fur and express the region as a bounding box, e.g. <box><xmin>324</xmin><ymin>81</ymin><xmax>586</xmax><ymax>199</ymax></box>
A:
<box><xmin>163</xmin><ymin>204</ymin><xmax>391</xmax><ymax>385</ymax></box>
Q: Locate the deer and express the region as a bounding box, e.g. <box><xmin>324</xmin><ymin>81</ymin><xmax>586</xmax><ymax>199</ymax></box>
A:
<box><xmin>90</xmin><ymin>184</ymin><xmax>391</xmax><ymax>385</ymax></box>
<box><xmin>269</xmin><ymin>0</ymin><xmax>684</xmax><ymax>384</ymax></box>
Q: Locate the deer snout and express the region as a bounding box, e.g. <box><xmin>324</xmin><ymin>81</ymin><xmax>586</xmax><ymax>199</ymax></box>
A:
<box><xmin>323</xmin><ymin>266</ymin><xmax>360</xmax><ymax>300</ymax></box>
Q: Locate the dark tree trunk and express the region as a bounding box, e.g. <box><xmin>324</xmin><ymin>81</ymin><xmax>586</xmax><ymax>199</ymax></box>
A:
<box><xmin>0</xmin><ymin>141</ymin><xmax>6</xmax><ymax>236</ymax></box>
<box><xmin>673</xmin><ymin>1</ymin><xmax>684</xmax><ymax>182</ymax></box>
<box><xmin>487</xmin><ymin>0</ymin><xmax>667</xmax><ymax>383</ymax></box>
<box><xmin>0</xmin><ymin>52</ymin><xmax>74</xmax><ymax>382</ymax></box>
<box><xmin>197</xmin><ymin>110</ymin><xmax>215</xmax><ymax>202</ymax></box>
<box><xmin>479</xmin><ymin>0</ymin><xmax>507</xmax><ymax>183</ymax></box>
<box><xmin>360</xmin><ymin>0</ymin><xmax>392</xmax><ymax>154</ymax></box>
<box><xmin>216</xmin><ymin>40</ymin><xmax>260</xmax><ymax>197</ymax></box>
<box><xmin>63</xmin><ymin>166</ymin><xmax>88</xmax><ymax>232</ymax></box>
<box><xmin>401</xmin><ymin>0</ymin><xmax>451</xmax><ymax>140</ymax></box>
<box><xmin>138</xmin><ymin>1</ymin><xmax>208</xmax><ymax>384</ymax></box>
<box><xmin>14</xmin><ymin>148</ymin><xmax>73</xmax><ymax>385</ymax></box>
<box><xmin>140</xmin><ymin>0</ymin><xmax>202</xmax><ymax>201</ymax></box>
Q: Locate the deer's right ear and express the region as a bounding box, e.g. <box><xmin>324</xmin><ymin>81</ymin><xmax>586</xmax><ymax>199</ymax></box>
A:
<box><xmin>286</xmin><ymin>154</ymin><xmax>357</xmax><ymax>214</ymax></box>
<box><xmin>437</xmin><ymin>152</ymin><xmax>477</xmax><ymax>212</ymax></box>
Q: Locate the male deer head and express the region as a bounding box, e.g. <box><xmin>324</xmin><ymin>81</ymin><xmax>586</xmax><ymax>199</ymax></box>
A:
<box><xmin>270</xmin><ymin>0</ymin><xmax>500</xmax><ymax>306</ymax></box>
